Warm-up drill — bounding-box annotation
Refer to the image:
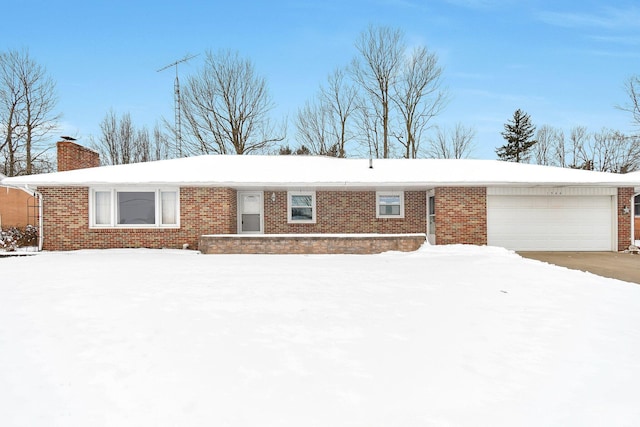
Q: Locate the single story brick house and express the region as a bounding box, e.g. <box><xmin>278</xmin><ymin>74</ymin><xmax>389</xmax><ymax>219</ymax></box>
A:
<box><xmin>2</xmin><ymin>141</ymin><xmax>639</xmax><ymax>254</ymax></box>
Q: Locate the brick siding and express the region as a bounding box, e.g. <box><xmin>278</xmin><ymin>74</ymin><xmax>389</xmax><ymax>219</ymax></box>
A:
<box><xmin>199</xmin><ymin>234</ymin><xmax>426</xmax><ymax>254</ymax></box>
<box><xmin>38</xmin><ymin>186</ymin><xmax>236</xmax><ymax>251</ymax></box>
<box><xmin>435</xmin><ymin>187</ymin><xmax>487</xmax><ymax>245</ymax></box>
<box><xmin>264</xmin><ymin>190</ymin><xmax>426</xmax><ymax>234</ymax></box>
<box><xmin>56</xmin><ymin>141</ymin><xmax>100</xmax><ymax>171</ymax></box>
<box><xmin>37</xmin><ymin>184</ymin><xmax>628</xmax><ymax>253</ymax></box>
<box><xmin>618</xmin><ymin>187</ymin><xmax>634</xmax><ymax>250</ymax></box>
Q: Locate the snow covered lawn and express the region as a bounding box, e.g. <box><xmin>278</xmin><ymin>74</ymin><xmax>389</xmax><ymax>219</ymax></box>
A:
<box><xmin>1</xmin><ymin>245</ymin><xmax>639</xmax><ymax>426</ymax></box>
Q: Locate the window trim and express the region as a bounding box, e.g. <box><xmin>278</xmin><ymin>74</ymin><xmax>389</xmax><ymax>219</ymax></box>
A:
<box><xmin>287</xmin><ymin>191</ymin><xmax>316</xmax><ymax>224</ymax></box>
<box><xmin>89</xmin><ymin>187</ymin><xmax>180</xmax><ymax>229</ymax></box>
<box><xmin>376</xmin><ymin>191</ymin><xmax>405</xmax><ymax>219</ymax></box>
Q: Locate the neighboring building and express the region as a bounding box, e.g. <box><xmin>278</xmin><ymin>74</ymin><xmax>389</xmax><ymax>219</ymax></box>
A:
<box><xmin>635</xmin><ymin>195</ymin><xmax>640</xmax><ymax>244</ymax></box>
<box><xmin>0</xmin><ymin>173</ymin><xmax>38</xmax><ymax>229</ymax></box>
<box><xmin>1</xmin><ymin>141</ymin><xmax>637</xmax><ymax>253</ymax></box>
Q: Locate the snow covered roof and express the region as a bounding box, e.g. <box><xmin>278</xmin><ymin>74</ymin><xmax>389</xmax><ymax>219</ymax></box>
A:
<box><xmin>1</xmin><ymin>155</ymin><xmax>638</xmax><ymax>188</ymax></box>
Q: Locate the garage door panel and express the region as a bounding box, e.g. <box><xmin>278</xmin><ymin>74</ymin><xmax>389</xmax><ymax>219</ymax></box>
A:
<box><xmin>487</xmin><ymin>196</ymin><xmax>613</xmax><ymax>251</ymax></box>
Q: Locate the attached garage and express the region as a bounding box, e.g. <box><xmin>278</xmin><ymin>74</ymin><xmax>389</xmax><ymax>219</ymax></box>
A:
<box><xmin>487</xmin><ymin>187</ymin><xmax>617</xmax><ymax>251</ymax></box>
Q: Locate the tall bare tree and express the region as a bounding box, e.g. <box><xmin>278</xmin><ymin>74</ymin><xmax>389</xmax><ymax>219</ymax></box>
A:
<box><xmin>568</xmin><ymin>125</ymin><xmax>589</xmax><ymax>169</ymax></box>
<box><xmin>350</xmin><ymin>26</ymin><xmax>448</xmax><ymax>159</ymax></box>
<box><xmin>0</xmin><ymin>52</ymin><xmax>23</xmax><ymax>176</ymax></box>
<box><xmin>550</xmin><ymin>127</ymin><xmax>567</xmax><ymax>167</ymax></box>
<box><xmin>321</xmin><ymin>68</ymin><xmax>358</xmax><ymax>157</ymax></box>
<box><xmin>0</xmin><ymin>49</ymin><xmax>59</xmax><ymax>176</ymax></box>
<box><xmin>351</xmin><ymin>26</ymin><xmax>404</xmax><ymax>158</ymax></box>
<box><xmin>181</xmin><ymin>50</ymin><xmax>284</xmax><ymax>155</ymax></box>
<box><xmin>91</xmin><ymin>110</ymin><xmax>171</xmax><ymax>165</ymax></box>
<box><xmin>295</xmin><ymin>100</ymin><xmax>333</xmax><ymax>156</ymax></box>
<box><xmin>589</xmin><ymin>128</ymin><xmax>639</xmax><ymax>173</ymax></box>
<box><xmin>393</xmin><ymin>46</ymin><xmax>447</xmax><ymax>158</ymax></box>
<box><xmin>619</xmin><ymin>75</ymin><xmax>640</xmax><ymax>133</ymax></box>
<box><xmin>295</xmin><ymin>68</ymin><xmax>357</xmax><ymax>157</ymax></box>
<box><xmin>427</xmin><ymin>123</ymin><xmax>476</xmax><ymax>159</ymax></box>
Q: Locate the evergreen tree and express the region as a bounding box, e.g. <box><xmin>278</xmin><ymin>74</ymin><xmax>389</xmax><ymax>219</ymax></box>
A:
<box><xmin>496</xmin><ymin>109</ymin><xmax>537</xmax><ymax>162</ymax></box>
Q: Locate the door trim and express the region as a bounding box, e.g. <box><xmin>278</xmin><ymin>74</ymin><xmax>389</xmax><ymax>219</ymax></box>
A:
<box><xmin>237</xmin><ymin>191</ymin><xmax>264</xmax><ymax>234</ymax></box>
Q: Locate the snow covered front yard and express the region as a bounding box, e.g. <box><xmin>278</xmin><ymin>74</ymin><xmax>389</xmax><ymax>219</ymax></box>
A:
<box><xmin>1</xmin><ymin>245</ymin><xmax>639</xmax><ymax>426</ymax></box>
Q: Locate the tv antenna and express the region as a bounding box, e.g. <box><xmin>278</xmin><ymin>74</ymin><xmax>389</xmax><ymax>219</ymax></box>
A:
<box><xmin>157</xmin><ymin>53</ymin><xmax>199</xmax><ymax>157</ymax></box>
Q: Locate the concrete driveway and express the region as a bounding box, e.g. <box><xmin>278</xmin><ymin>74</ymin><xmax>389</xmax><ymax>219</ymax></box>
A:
<box><xmin>518</xmin><ymin>251</ymin><xmax>640</xmax><ymax>284</ymax></box>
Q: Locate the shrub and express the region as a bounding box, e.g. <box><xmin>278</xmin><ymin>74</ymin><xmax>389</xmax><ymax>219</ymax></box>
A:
<box><xmin>0</xmin><ymin>225</ymin><xmax>39</xmax><ymax>251</ymax></box>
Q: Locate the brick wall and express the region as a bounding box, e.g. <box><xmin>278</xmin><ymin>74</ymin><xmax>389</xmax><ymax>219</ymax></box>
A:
<box><xmin>435</xmin><ymin>187</ymin><xmax>487</xmax><ymax>245</ymax></box>
<box><xmin>199</xmin><ymin>234</ymin><xmax>426</xmax><ymax>254</ymax></box>
<box><xmin>264</xmin><ymin>190</ymin><xmax>426</xmax><ymax>234</ymax></box>
<box><xmin>57</xmin><ymin>141</ymin><xmax>100</xmax><ymax>172</ymax></box>
<box><xmin>618</xmin><ymin>187</ymin><xmax>634</xmax><ymax>250</ymax></box>
<box><xmin>38</xmin><ymin>186</ymin><xmax>236</xmax><ymax>251</ymax></box>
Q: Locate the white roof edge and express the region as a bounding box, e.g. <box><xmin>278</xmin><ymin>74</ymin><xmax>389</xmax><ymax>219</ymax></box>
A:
<box><xmin>2</xmin><ymin>156</ymin><xmax>639</xmax><ymax>187</ymax></box>
<box><xmin>9</xmin><ymin>181</ymin><xmax>637</xmax><ymax>188</ymax></box>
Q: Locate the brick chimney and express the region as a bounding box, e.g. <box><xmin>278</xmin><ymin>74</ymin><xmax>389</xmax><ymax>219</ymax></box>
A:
<box><xmin>57</xmin><ymin>141</ymin><xmax>100</xmax><ymax>172</ymax></box>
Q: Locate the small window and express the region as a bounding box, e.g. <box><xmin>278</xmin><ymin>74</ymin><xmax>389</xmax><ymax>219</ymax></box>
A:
<box><xmin>288</xmin><ymin>191</ymin><xmax>316</xmax><ymax>223</ymax></box>
<box><xmin>377</xmin><ymin>191</ymin><xmax>404</xmax><ymax>218</ymax></box>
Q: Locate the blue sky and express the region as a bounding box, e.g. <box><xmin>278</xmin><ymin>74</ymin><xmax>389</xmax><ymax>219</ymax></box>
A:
<box><xmin>3</xmin><ymin>0</ymin><xmax>638</xmax><ymax>159</ymax></box>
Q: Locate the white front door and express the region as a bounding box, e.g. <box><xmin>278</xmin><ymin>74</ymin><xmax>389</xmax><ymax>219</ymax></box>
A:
<box><xmin>238</xmin><ymin>191</ymin><xmax>263</xmax><ymax>233</ymax></box>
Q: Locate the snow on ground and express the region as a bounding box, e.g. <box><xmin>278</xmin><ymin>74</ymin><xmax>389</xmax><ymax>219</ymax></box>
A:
<box><xmin>1</xmin><ymin>245</ymin><xmax>639</xmax><ymax>427</ymax></box>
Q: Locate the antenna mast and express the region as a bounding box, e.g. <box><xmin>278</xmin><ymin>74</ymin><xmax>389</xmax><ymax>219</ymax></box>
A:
<box><xmin>157</xmin><ymin>53</ymin><xmax>198</xmax><ymax>157</ymax></box>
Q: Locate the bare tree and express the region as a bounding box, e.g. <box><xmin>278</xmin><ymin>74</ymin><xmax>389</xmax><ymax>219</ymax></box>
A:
<box><xmin>427</xmin><ymin>123</ymin><xmax>476</xmax><ymax>159</ymax></box>
<box><xmin>618</xmin><ymin>75</ymin><xmax>640</xmax><ymax>132</ymax></box>
<box><xmin>533</xmin><ymin>125</ymin><xmax>562</xmax><ymax>166</ymax></box>
<box><xmin>355</xmin><ymin>98</ymin><xmax>384</xmax><ymax>158</ymax></box>
<box><xmin>351</xmin><ymin>26</ymin><xmax>404</xmax><ymax>158</ymax></box>
<box><xmin>564</xmin><ymin>126</ymin><xmax>639</xmax><ymax>172</ymax></box>
<box><xmin>550</xmin><ymin>128</ymin><xmax>567</xmax><ymax>167</ymax></box>
<box><xmin>295</xmin><ymin>100</ymin><xmax>333</xmax><ymax>156</ymax></box>
<box><xmin>0</xmin><ymin>52</ymin><xmax>23</xmax><ymax>176</ymax></box>
<box><xmin>295</xmin><ymin>68</ymin><xmax>357</xmax><ymax>157</ymax></box>
<box><xmin>181</xmin><ymin>50</ymin><xmax>284</xmax><ymax>155</ymax></box>
<box><xmin>392</xmin><ymin>46</ymin><xmax>447</xmax><ymax>158</ymax></box>
<box><xmin>568</xmin><ymin>125</ymin><xmax>590</xmax><ymax>169</ymax></box>
<box><xmin>152</xmin><ymin>124</ymin><xmax>171</xmax><ymax>161</ymax></box>
<box><xmin>590</xmin><ymin>128</ymin><xmax>639</xmax><ymax>173</ymax></box>
<box><xmin>91</xmin><ymin>110</ymin><xmax>171</xmax><ymax>165</ymax></box>
<box><xmin>320</xmin><ymin>68</ymin><xmax>358</xmax><ymax>157</ymax></box>
<box><xmin>0</xmin><ymin>49</ymin><xmax>59</xmax><ymax>176</ymax></box>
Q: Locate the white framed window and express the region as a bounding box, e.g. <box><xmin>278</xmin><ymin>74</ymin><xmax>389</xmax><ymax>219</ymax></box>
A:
<box><xmin>288</xmin><ymin>191</ymin><xmax>316</xmax><ymax>223</ymax></box>
<box><xmin>90</xmin><ymin>188</ymin><xmax>180</xmax><ymax>228</ymax></box>
<box><xmin>376</xmin><ymin>191</ymin><xmax>404</xmax><ymax>218</ymax></box>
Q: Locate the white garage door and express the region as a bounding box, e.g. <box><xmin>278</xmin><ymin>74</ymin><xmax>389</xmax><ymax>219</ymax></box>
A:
<box><xmin>487</xmin><ymin>194</ymin><xmax>615</xmax><ymax>251</ymax></box>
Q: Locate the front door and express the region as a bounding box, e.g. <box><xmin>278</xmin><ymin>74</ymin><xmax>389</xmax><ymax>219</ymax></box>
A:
<box><xmin>238</xmin><ymin>191</ymin><xmax>263</xmax><ymax>233</ymax></box>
